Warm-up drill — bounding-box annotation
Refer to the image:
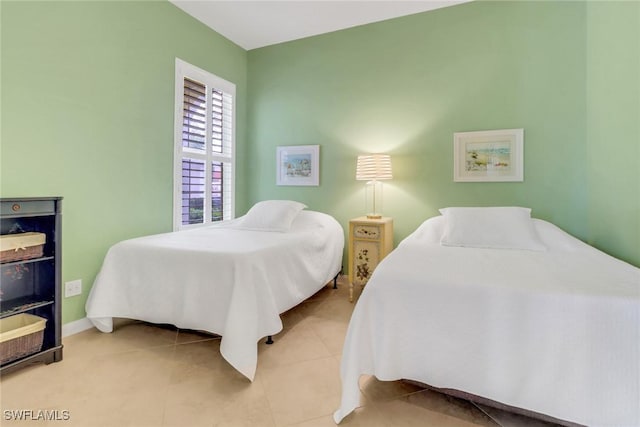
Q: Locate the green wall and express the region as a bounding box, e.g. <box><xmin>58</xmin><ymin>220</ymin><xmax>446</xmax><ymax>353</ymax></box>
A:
<box><xmin>247</xmin><ymin>1</ymin><xmax>639</xmax><ymax>267</ymax></box>
<box><xmin>586</xmin><ymin>1</ymin><xmax>640</xmax><ymax>266</ymax></box>
<box><xmin>0</xmin><ymin>1</ymin><xmax>248</xmax><ymax>323</ymax></box>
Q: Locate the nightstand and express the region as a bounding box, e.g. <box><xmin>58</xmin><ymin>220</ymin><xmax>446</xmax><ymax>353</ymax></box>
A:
<box><xmin>348</xmin><ymin>216</ymin><xmax>393</xmax><ymax>302</ymax></box>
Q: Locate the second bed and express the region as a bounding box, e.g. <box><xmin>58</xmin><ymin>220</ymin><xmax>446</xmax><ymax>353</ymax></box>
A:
<box><xmin>86</xmin><ymin>201</ymin><xmax>344</xmax><ymax>381</ymax></box>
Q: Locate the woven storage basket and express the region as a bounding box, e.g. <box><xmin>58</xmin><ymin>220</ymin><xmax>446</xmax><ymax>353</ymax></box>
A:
<box><xmin>0</xmin><ymin>232</ymin><xmax>46</xmax><ymax>263</ymax></box>
<box><xmin>0</xmin><ymin>314</ymin><xmax>47</xmax><ymax>364</ymax></box>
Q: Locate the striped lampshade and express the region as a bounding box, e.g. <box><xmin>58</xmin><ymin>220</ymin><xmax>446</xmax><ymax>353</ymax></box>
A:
<box><xmin>356</xmin><ymin>154</ymin><xmax>393</xmax><ymax>181</ymax></box>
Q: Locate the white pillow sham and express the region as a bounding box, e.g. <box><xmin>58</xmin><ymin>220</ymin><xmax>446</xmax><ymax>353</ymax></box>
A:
<box><xmin>439</xmin><ymin>207</ymin><xmax>546</xmax><ymax>251</ymax></box>
<box><xmin>236</xmin><ymin>200</ymin><xmax>307</xmax><ymax>232</ymax></box>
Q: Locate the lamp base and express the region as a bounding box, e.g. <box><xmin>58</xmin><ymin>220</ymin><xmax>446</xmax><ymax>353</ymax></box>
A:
<box><xmin>363</xmin><ymin>181</ymin><xmax>384</xmax><ymax>222</ymax></box>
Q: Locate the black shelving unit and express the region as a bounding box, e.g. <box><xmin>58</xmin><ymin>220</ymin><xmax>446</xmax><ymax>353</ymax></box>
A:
<box><xmin>0</xmin><ymin>197</ymin><xmax>63</xmax><ymax>375</ymax></box>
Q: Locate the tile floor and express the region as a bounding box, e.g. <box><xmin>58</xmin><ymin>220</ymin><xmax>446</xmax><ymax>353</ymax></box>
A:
<box><xmin>1</xmin><ymin>277</ymin><xmax>555</xmax><ymax>427</ymax></box>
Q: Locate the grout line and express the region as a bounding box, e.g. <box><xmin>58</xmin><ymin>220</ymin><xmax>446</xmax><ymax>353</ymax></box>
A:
<box><xmin>159</xmin><ymin>344</ymin><xmax>178</xmax><ymax>427</ymax></box>
<box><xmin>252</xmin><ymin>372</ymin><xmax>279</xmax><ymax>427</ymax></box>
<box><xmin>472</xmin><ymin>402</ymin><xmax>506</xmax><ymax>427</ymax></box>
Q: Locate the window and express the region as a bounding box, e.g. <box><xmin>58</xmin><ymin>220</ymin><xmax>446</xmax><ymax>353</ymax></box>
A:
<box><xmin>174</xmin><ymin>59</ymin><xmax>235</xmax><ymax>230</ymax></box>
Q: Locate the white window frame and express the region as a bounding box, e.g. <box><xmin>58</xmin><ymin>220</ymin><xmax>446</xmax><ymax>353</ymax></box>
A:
<box><xmin>173</xmin><ymin>58</ymin><xmax>236</xmax><ymax>231</ymax></box>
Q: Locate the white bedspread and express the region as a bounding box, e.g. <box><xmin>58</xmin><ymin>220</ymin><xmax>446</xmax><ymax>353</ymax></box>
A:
<box><xmin>335</xmin><ymin>216</ymin><xmax>639</xmax><ymax>426</ymax></box>
<box><xmin>86</xmin><ymin>210</ymin><xmax>343</xmax><ymax>381</ymax></box>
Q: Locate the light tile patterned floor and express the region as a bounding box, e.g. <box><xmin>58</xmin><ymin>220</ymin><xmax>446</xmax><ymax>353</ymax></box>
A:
<box><xmin>0</xmin><ymin>277</ymin><xmax>552</xmax><ymax>426</ymax></box>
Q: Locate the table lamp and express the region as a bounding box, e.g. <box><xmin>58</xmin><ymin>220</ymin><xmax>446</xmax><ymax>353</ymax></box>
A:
<box><xmin>356</xmin><ymin>154</ymin><xmax>392</xmax><ymax>219</ymax></box>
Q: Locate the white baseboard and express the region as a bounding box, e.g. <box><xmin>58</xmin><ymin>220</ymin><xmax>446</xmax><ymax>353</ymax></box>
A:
<box><xmin>62</xmin><ymin>317</ymin><xmax>94</xmax><ymax>338</ymax></box>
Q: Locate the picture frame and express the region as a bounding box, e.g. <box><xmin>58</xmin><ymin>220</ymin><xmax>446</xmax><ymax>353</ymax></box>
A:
<box><xmin>276</xmin><ymin>145</ymin><xmax>320</xmax><ymax>186</ymax></box>
<box><xmin>453</xmin><ymin>128</ymin><xmax>524</xmax><ymax>182</ymax></box>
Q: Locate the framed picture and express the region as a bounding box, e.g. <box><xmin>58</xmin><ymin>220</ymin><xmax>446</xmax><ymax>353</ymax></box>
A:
<box><xmin>453</xmin><ymin>128</ymin><xmax>524</xmax><ymax>182</ymax></box>
<box><xmin>276</xmin><ymin>145</ymin><xmax>320</xmax><ymax>186</ymax></box>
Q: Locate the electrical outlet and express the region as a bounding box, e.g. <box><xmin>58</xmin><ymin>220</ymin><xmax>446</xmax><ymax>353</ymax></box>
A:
<box><xmin>64</xmin><ymin>279</ymin><xmax>82</xmax><ymax>298</ymax></box>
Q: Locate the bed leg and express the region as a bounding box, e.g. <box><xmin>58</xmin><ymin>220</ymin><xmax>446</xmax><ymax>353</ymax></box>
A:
<box><xmin>266</xmin><ymin>335</ymin><xmax>274</xmax><ymax>345</ymax></box>
<box><xmin>333</xmin><ymin>267</ymin><xmax>343</xmax><ymax>289</ymax></box>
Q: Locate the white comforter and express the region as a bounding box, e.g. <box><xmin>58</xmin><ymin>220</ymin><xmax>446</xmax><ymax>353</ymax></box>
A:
<box><xmin>86</xmin><ymin>210</ymin><xmax>343</xmax><ymax>381</ymax></box>
<box><xmin>335</xmin><ymin>216</ymin><xmax>639</xmax><ymax>426</ymax></box>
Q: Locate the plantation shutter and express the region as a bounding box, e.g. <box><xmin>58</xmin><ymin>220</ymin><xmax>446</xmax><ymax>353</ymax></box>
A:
<box><xmin>175</xmin><ymin>59</ymin><xmax>235</xmax><ymax>230</ymax></box>
<box><xmin>182</xmin><ymin>78</ymin><xmax>207</xmax><ymax>151</ymax></box>
<box><xmin>174</xmin><ymin>58</ymin><xmax>236</xmax><ymax>230</ymax></box>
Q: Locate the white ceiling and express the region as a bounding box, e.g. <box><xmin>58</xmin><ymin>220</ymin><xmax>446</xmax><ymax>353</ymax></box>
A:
<box><xmin>169</xmin><ymin>0</ymin><xmax>472</xmax><ymax>50</ymax></box>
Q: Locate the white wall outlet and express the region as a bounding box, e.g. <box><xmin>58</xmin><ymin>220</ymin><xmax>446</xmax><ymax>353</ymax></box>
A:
<box><xmin>64</xmin><ymin>279</ymin><xmax>82</xmax><ymax>298</ymax></box>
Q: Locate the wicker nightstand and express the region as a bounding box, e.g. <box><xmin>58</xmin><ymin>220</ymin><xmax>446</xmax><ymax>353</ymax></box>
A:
<box><xmin>348</xmin><ymin>216</ymin><xmax>393</xmax><ymax>302</ymax></box>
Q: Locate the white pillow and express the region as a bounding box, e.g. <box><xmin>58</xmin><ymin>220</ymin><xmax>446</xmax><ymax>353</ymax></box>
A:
<box><xmin>237</xmin><ymin>200</ymin><xmax>307</xmax><ymax>232</ymax></box>
<box><xmin>439</xmin><ymin>207</ymin><xmax>546</xmax><ymax>251</ymax></box>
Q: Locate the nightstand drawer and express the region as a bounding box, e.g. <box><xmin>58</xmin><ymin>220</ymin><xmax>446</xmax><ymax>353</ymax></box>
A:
<box><xmin>353</xmin><ymin>225</ymin><xmax>380</xmax><ymax>240</ymax></box>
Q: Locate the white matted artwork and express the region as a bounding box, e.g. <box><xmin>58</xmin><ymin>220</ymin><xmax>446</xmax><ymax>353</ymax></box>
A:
<box><xmin>276</xmin><ymin>145</ymin><xmax>320</xmax><ymax>186</ymax></box>
<box><xmin>453</xmin><ymin>128</ymin><xmax>524</xmax><ymax>182</ymax></box>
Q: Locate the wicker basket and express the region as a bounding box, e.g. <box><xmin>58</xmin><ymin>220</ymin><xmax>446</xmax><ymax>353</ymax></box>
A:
<box><xmin>0</xmin><ymin>314</ymin><xmax>47</xmax><ymax>364</ymax></box>
<box><xmin>0</xmin><ymin>232</ymin><xmax>46</xmax><ymax>263</ymax></box>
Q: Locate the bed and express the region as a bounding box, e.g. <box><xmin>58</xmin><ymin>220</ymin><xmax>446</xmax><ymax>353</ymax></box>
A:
<box><xmin>334</xmin><ymin>207</ymin><xmax>639</xmax><ymax>427</ymax></box>
<box><xmin>86</xmin><ymin>200</ymin><xmax>344</xmax><ymax>381</ymax></box>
